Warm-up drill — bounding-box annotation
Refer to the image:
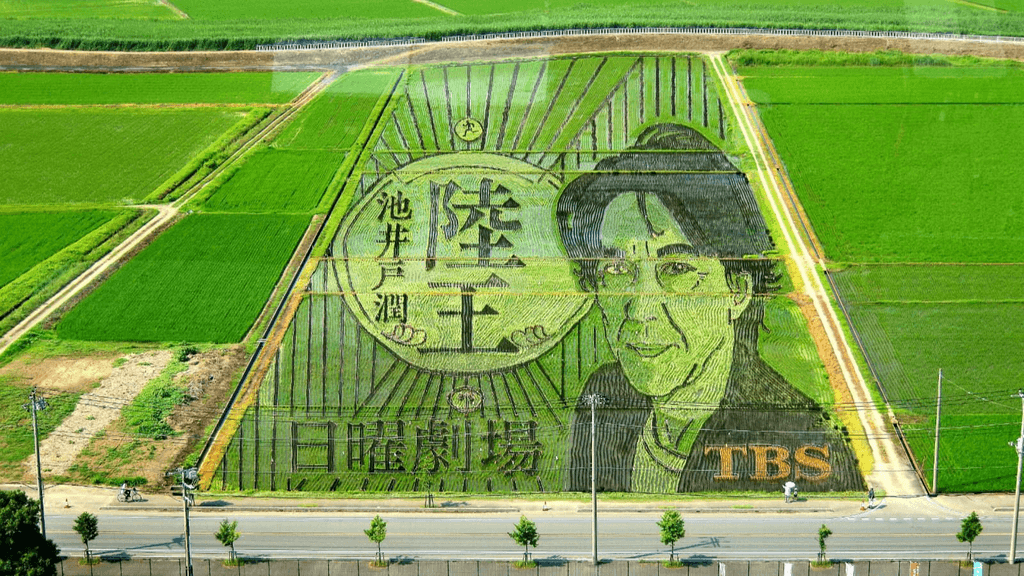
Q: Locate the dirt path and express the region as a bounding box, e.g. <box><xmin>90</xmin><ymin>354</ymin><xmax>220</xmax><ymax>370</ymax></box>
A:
<box><xmin>27</xmin><ymin>350</ymin><xmax>173</xmax><ymax>478</ymax></box>
<box><xmin>4</xmin><ymin>31</ymin><xmax>1024</xmax><ymax>74</ymax></box>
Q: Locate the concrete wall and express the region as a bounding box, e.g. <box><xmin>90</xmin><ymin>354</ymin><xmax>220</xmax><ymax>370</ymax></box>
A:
<box><xmin>56</xmin><ymin>560</ymin><xmax>1016</xmax><ymax>576</ymax></box>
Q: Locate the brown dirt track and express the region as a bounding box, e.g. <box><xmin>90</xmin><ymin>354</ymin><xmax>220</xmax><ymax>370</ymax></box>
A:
<box><xmin>3</xmin><ymin>32</ymin><xmax>1024</xmax><ymax>73</ymax></box>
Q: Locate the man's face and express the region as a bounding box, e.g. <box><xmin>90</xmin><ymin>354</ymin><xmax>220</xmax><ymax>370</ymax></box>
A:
<box><xmin>595</xmin><ymin>193</ymin><xmax>751</xmax><ymax>397</ymax></box>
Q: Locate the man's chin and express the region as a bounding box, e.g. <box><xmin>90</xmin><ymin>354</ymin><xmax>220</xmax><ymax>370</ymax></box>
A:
<box><xmin>616</xmin><ymin>354</ymin><xmax>693</xmax><ymax>397</ymax></box>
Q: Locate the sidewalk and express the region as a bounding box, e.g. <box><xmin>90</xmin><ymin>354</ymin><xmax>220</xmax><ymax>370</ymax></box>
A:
<box><xmin>5</xmin><ymin>482</ymin><xmax>1018</xmax><ymax>518</ymax></box>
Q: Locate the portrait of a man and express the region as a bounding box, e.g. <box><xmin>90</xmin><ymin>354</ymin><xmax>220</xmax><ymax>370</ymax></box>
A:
<box><xmin>557</xmin><ymin>123</ymin><xmax>862</xmax><ymax>493</ymax></box>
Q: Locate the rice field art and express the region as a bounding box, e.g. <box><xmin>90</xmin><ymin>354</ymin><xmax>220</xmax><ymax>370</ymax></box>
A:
<box><xmin>206</xmin><ymin>55</ymin><xmax>865</xmax><ymax>495</ymax></box>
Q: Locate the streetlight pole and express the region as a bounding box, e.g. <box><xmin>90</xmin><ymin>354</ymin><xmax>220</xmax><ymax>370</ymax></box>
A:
<box><xmin>1009</xmin><ymin>390</ymin><xmax>1024</xmax><ymax>564</ymax></box>
<box><xmin>24</xmin><ymin>389</ymin><xmax>48</xmax><ymax>540</ymax></box>
<box><xmin>581</xmin><ymin>393</ymin><xmax>603</xmax><ymax>565</ymax></box>
<box><xmin>932</xmin><ymin>369</ymin><xmax>942</xmax><ymax>495</ymax></box>
<box><xmin>168</xmin><ymin>467</ymin><xmax>198</xmax><ymax>576</ymax></box>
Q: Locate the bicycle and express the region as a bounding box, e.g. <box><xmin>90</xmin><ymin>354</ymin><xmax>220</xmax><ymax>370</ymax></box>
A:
<box><xmin>116</xmin><ymin>487</ymin><xmax>142</xmax><ymax>503</ymax></box>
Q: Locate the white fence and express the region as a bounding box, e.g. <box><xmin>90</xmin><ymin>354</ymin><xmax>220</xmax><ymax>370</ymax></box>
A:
<box><xmin>255</xmin><ymin>25</ymin><xmax>1024</xmax><ymax>51</ymax></box>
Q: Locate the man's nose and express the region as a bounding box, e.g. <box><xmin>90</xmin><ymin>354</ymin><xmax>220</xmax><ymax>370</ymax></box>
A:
<box><xmin>625</xmin><ymin>262</ymin><xmax>667</xmax><ymax>320</ymax></box>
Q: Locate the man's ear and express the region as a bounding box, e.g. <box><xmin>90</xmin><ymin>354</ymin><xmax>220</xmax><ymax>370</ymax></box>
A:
<box><xmin>728</xmin><ymin>272</ymin><xmax>753</xmax><ymax>321</ymax></box>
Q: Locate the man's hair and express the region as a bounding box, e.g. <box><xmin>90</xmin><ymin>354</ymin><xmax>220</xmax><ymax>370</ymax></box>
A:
<box><xmin>555</xmin><ymin>123</ymin><xmax>779</xmax><ymax>339</ymax></box>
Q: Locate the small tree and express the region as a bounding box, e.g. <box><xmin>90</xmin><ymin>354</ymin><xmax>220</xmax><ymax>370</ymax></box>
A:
<box><xmin>364</xmin><ymin>515</ymin><xmax>387</xmax><ymax>566</ymax></box>
<box><xmin>957</xmin><ymin>511</ymin><xmax>983</xmax><ymax>562</ymax></box>
<box><xmin>214</xmin><ymin>519</ymin><xmax>241</xmax><ymax>564</ymax></box>
<box><xmin>73</xmin><ymin>512</ymin><xmax>99</xmax><ymax>565</ymax></box>
<box><xmin>508</xmin><ymin>515</ymin><xmax>540</xmax><ymax>564</ymax></box>
<box><xmin>817</xmin><ymin>524</ymin><xmax>832</xmax><ymax>563</ymax></box>
<box><xmin>658</xmin><ymin>510</ymin><xmax>685</xmax><ymax>564</ymax></box>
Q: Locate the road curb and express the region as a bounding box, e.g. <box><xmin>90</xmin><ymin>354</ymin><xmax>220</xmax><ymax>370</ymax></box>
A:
<box><xmin>99</xmin><ymin>505</ymin><xmax>521</xmax><ymax>513</ymax></box>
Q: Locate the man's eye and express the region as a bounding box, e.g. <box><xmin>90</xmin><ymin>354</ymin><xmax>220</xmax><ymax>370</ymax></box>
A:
<box><xmin>660</xmin><ymin>261</ymin><xmax>697</xmax><ymax>275</ymax></box>
<box><xmin>603</xmin><ymin>262</ymin><xmax>631</xmax><ymax>275</ymax></box>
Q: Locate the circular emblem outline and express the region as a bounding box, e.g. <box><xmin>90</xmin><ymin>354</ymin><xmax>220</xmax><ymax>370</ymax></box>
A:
<box><xmin>448</xmin><ymin>385</ymin><xmax>484</xmax><ymax>413</ymax></box>
<box><xmin>454</xmin><ymin>117</ymin><xmax>484</xmax><ymax>142</ymax></box>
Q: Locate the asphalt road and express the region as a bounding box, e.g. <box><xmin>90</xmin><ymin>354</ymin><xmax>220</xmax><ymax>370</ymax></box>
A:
<box><xmin>44</xmin><ymin>503</ymin><xmax>1019</xmax><ymax>563</ymax></box>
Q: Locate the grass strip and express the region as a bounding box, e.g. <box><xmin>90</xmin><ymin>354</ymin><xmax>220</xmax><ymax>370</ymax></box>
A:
<box><xmin>0</xmin><ymin>208</ymin><xmax>156</xmax><ymax>336</ymax></box>
<box><xmin>146</xmin><ymin>107</ymin><xmax>272</xmax><ymax>203</ymax></box>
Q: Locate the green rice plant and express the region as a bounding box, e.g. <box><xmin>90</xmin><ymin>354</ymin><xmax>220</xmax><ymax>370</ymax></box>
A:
<box><xmin>745</xmin><ymin>60</ymin><xmax>1024</xmax><ymax>491</ymax></box>
<box><xmin>55</xmin><ymin>213</ymin><xmax>311</xmax><ymax>343</ymax></box>
<box><xmin>198</xmin><ymin>149</ymin><xmax>346</xmax><ymax>214</ymax></box>
<box><xmin>740</xmin><ymin>64</ymin><xmax>1024</xmax><ymax>105</ymax></box>
<box><xmin>0</xmin><ymin>209</ymin><xmax>154</xmax><ymax>336</ymax></box>
<box><xmin>170</xmin><ymin>0</ymin><xmax>446</xmax><ymax>20</ymax></box>
<box><xmin>729</xmin><ymin>49</ymin><xmax>1014</xmax><ymax>69</ymax></box>
<box><xmin>0</xmin><ymin>72</ymin><xmax>320</xmax><ymax>105</ymax></box>
<box><xmin>274</xmin><ymin>69</ymin><xmax>402</xmax><ymax>151</ymax></box>
<box><xmin>0</xmin><ymin>108</ymin><xmax>245</xmax><ymax>205</ymax></box>
<box><xmin>0</xmin><ymin>210</ymin><xmax>117</xmax><ymax>288</ymax></box>
<box><xmin>0</xmin><ymin>0</ymin><xmax>175</xmax><ymax>18</ymax></box>
<box><xmin>755</xmin><ymin>102</ymin><xmax>1024</xmax><ymax>263</ymax></box>
<box><xmin>831</xmin><ymin>265</ymin><xmax>1024</xmax><ymax>492</ymax></box>
<box><xmin>306</xmin><ymin>70</ymin><xmax>404</xmax><ymax>257</ymax></box>
<box><xmin>902</xmin><ymin>413</ymin><xmax>1021</xmax><ymax>493</ymax></box>
<box><xmin>147</xmin><ymin>107</ymin><xmax>272</xmax><ymax>203</ymax></box>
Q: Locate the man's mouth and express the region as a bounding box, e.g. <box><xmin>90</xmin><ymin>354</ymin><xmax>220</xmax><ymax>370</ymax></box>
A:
<box><xmin>623</xmin><ymin>342</ymin><xmax>678</xmax><ymax>358</ymax></box>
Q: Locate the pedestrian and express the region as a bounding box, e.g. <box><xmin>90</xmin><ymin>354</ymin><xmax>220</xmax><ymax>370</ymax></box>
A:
<box><xmin>783</xmin><ymin>481</ymin><xmax>796</xmax><ymax>503</ymax></box>
<box><xmin>868</xmin><ymin>487</ymin><xmax>875</xmax><ymax>507</ymax></box>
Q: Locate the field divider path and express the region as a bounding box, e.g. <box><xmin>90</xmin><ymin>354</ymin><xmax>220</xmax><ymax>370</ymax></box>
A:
<box><xmin>411</xmin><ymin>0</ymin><xmax>461</xmax><ymax>16</ymax></box>
<box><xmin>0</xmin><ymin>71</ymin><xmax>339</xmax><ymax>358</ymax></box>
<box><xmin>157</xmin><ymin>0</ymin><xmax>189</xmax><ymax>19</ymax></box>
<box><xmin>709</xmin><ymin>53</ymin><xmax>921</xmax><ymax>497</ymax></box>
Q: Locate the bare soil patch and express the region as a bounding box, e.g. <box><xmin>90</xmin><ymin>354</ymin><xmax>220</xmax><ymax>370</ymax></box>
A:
<box><xmin>0</xmin><ymin>354</ymin><xmax>117</xmax><ymax>394</ymax></box>
<box><xmin>28</xmin><ymin>350</ymin><xmax>172</xmax><ymax>478</ymax></box>
<box><xmin>64</xmin><ymin>346</ymin><xmax>247</xmax><ymax>487</ymax></box>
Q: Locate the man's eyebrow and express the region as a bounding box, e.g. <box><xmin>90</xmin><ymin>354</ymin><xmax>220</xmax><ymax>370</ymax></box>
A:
<box><xmin>656</xmin><ymin>243</ymin><xmax>698</xmax><ymax>257</ymax></box>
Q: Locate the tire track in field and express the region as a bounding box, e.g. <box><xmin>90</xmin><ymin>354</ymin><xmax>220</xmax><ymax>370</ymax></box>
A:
<box><xmin>709</xmin><ymin>53</ymin><xmax>923</xmax><ymax>498</ymax></box>
<box><xmin>0</xmin><ymin>71</ymin><xmax>339</xmax><ymax>358</ymax></box>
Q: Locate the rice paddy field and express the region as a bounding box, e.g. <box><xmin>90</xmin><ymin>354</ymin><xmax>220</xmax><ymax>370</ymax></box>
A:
<box><xmin>0</xmin><ymin>210</ymin><xmax>118</xmax><ymax>288</ymax></box>
<box><xmin>170</xmin><ymin>0</ymin><xmax>446</xmax><ymax>20</ymax></box>
<box><xmin>6</xmin><ymin>0</ymin><xmax>1024</xmax><ymax>52</ymax></box>
<box><xmin>198</xmin><ymin>149</ymin><xmax>346</xmax><ymax>214</ymax></box>
<box><xmin>0</xmin><ymin>72</ymin><xmax>320</xmax><ymax>105</ymax></box>
<box><xmin>55</xmin><ymin>213</ymin><xmax>311</xmax><ymax>343</ymax></box>
<box><xmin>208</xmin><ymin>54</ymin><xmax>863</xmax><ymax>496</ymax></box>
<box><xmin>0</xmin><ymin>108</ymin><xmax>248</xmax><ymax>205</ymax></box>
<box><xmin>5</xmin><ymin>50</ymin><xmax>1018</xmax><ymax>497</ymax></box>
<box><xmin>273</xmin><ymin>69</ymin><xmax>403</xmax><ymax>151</ymax></box>
<box><xmin>738</xmin><ymin>57</ymin><xmax>1024</xmax><ymax>492</ymax></box>
<box><xmin>0</xmin><ymin>0</ymin><xmax>175</xmax><ymax>19</ymax></box>
<box><xmin>0</xmin><ymin>70</ymin><xmax>326</xmax><ymax>347</ymax></box>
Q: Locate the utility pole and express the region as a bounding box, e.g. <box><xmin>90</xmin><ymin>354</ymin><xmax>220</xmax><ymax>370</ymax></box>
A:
<box><xmin>933</xmin><ymin>369</ymin><xmax>942</xmax><ymax>495</ymax></box>
<box><xmin>1009</xmin><ymin>390</ymin><xmax>1024</xmax><ymax>564</ymax></box>
<box><xmin>24</xmin><ymin>389</ymin><xmax>48</xmax><ymax>540</ymax></box>
<box><xmin>581</xmin><ymin>393</ymin><xmax>604</xmax><ymax>565</ymax></box>
<box><xmin>168</xmin><ymin>467</ymin><xmax>198</xmax><ymax>576</ymax></box>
